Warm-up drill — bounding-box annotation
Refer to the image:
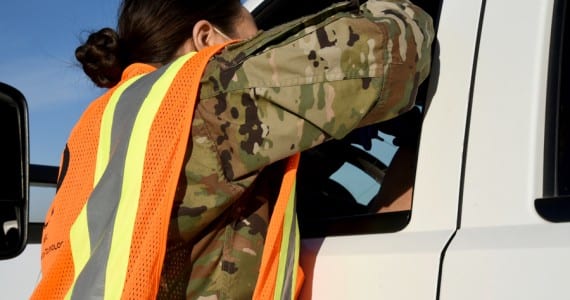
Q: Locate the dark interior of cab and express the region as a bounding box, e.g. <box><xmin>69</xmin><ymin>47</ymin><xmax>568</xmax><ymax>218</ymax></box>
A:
<box><xmin>251</xmin><ymin>0</ymin><xmax>442</xmax><ymax>238</ymax></box>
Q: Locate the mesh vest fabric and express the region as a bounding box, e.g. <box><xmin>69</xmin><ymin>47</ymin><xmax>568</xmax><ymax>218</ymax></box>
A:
<box><xmin>31</xmin><ymin>44</ymin><xmax>230</xmax><ymax>300</ymax></box>
<box><xmin>253</xmin><ymin>153</ymin><xmax>304</xmax><ymax>300</ymax></box>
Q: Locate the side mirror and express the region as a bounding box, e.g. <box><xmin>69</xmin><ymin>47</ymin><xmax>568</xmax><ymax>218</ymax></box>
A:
<box><xmin>0</xmin><ymin>82</ymin><xmax>29</xmax><ymax>259</ymax></box>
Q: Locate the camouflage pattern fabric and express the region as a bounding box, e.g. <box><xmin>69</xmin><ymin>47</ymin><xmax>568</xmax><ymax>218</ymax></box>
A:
<box><xmin>157</xmin><ymin>0</ymin><xmax>434</xmax><ymax>299</ymax></box>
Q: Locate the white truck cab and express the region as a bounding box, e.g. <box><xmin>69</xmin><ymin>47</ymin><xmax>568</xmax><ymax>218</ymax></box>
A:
<box><xmin>0</xmin><ymin>0</ymin><xmax>568</xmax><ymax>299</ymax></box>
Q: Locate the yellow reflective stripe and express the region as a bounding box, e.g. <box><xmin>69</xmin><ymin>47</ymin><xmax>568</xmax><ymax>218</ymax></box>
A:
<box><xmin>274</xmin><ymin>182</ymin><xmax>297</xmax><ymax>299</ymax></box>
<box><xmin>64</xmin><ymin>208</ymin><xmax>89</xmax><ymax>300</ymax></box>
<box><xmin>65</xmin><ymin>76</ymin><xmax>142</xmax><ymax>300</ymax></box>
<box><xmin>104</xmin><ymin>52</ymin><xmax>196</xmax><ymax>300</ymax></box>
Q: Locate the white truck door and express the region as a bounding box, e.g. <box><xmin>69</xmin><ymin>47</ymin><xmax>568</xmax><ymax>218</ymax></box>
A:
<box><xmin>440</xmin><ymin>0</ymin><xmax>570</xmax><ymax>299</ymax></box>
<box><xmin>299</xmin><ymin>0</ymin><xmax>484</xmax><ymax>299</ymax></box>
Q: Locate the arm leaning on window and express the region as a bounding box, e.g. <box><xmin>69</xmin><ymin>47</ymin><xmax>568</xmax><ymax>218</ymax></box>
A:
<box><xmin>198</xmin><ymin>0</ymin><xmax>435</xmax><ymax>180</ymax></box>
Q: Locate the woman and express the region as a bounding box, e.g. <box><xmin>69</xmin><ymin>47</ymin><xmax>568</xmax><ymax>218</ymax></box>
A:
<box><xmin>32</xmin><ymin>0</ymin><xmax>434</xmax><ymax>299</ymax></box>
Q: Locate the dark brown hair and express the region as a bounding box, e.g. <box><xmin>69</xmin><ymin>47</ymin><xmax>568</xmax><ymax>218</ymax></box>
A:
<box><xmin>75</xmin><ymin>0</ymin><xmax>242</xmax><ymax>88</ymax></box>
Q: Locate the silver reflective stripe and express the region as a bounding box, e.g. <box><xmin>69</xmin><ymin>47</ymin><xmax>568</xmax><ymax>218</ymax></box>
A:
<box><xmin>70</xmin><ymin>67</ymin><xmax>168</xmax><ymax>299</ymax></box>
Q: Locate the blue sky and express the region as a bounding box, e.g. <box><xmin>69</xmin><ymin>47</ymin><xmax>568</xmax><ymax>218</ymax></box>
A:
<box><xmin>0</xmin><ymin>0</ymin><xmax>120</xmax><ymax>166</ymax></box>
<box><xmin>0</xmin><ymin>0</ymin><xmax>271</xmax><ymax>221</ymax></box>
<box><xmin>0</xmin><ymin>0</ymin><xmax>262</xmax><ymax>166</ymax></box>
<box><xmin>0</xmin><ymin>0</ymin><xmax>121</xmax><ymax>221</ymax></box>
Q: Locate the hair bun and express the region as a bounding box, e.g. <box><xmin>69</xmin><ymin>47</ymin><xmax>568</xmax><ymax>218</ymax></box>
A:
<box><xmin>75</xmin><ymin>28</ymin><xmax>125</xmax><ymax>88</ymax></box>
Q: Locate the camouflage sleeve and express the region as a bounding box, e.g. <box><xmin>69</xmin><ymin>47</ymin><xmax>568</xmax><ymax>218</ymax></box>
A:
<box><xmin>197</xmin><ymin>0</ymin><xmax>434</xmax><ymax>180</ymax></box>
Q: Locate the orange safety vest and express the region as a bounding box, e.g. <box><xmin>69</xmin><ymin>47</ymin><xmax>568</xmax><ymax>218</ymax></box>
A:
<box><xmin>254</xmin><ymin>153</ymin><xmax>304</xmax><ymax>300</ymax></box>
<box><xmin>31</xmin><ymin>42</ymin><xmax>303</xmax><ymax>299</ymax></box>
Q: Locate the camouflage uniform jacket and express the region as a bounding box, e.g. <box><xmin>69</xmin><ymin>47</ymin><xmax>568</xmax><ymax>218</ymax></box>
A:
<box><xmin>157</xmin><ymin>0</ymin><xmax>434</xmax><ymax>299</ymax></box>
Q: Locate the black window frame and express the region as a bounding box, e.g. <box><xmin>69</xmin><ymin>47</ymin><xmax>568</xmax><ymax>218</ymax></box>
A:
<box><xmin>536</xmin><ymin>0</ymin><xmax>570</xmax><ymax>222</ymax></box>
<box><xmin>250</xmin><ymin>0</ymin><xmax>443</xmax><ymax>238</ymax></box>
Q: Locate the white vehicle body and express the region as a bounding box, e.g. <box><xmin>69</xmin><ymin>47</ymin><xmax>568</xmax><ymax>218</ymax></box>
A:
<box><xmin>300</xmin><ymin>0</ymin><xmax>570</xmax><ymax>299</ymax></box>
<box><xmin>2</xmin><ymin>0</ymin><xmax>568</xmax><ymax>299</ymax></box>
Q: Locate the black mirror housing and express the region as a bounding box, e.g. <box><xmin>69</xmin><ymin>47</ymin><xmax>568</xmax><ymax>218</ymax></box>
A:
<box><xmin>0</xmin><ymin>82</ymin><xmax>29</xmax><ymax>259</ymax></box>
